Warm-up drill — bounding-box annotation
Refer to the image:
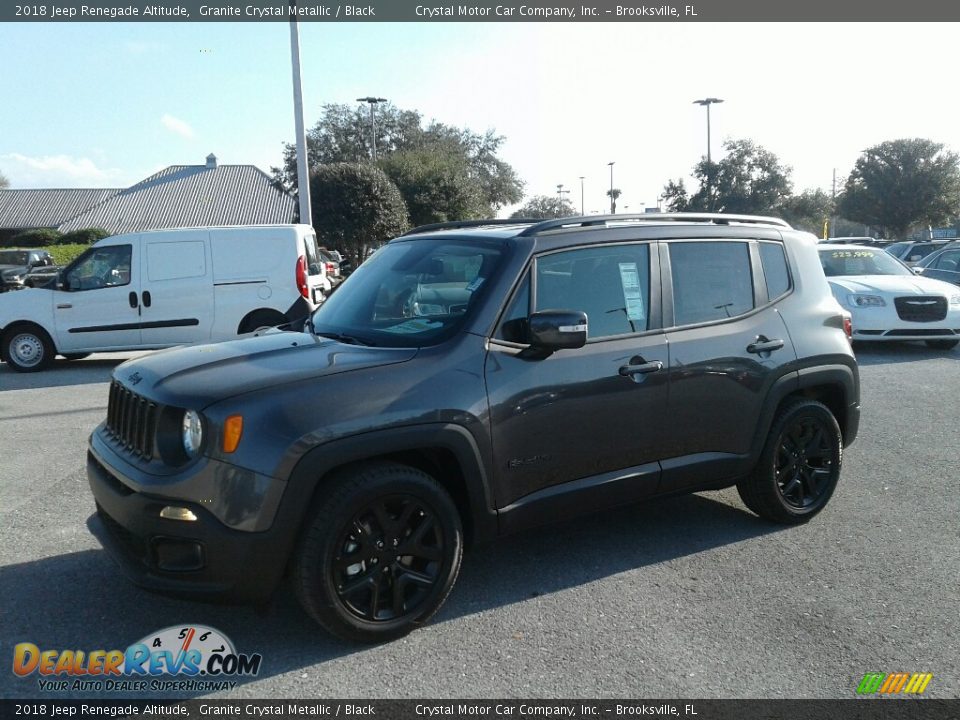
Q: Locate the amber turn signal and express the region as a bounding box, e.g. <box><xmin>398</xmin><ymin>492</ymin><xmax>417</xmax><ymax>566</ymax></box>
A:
<box><xmin>222</xmin><ymin>415</ymin><xmax>243</xmax><ymax>453</ymax></box>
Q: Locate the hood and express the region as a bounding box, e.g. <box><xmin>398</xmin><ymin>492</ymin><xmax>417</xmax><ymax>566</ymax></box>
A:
<box><xmin>828</xmin><ymin>274</ymin><xmax>958</xmax><ymax>296</ymax></box>
<box><xmin>114</xmin><ymin>332</ymin><xmax>418</xmax><ymax>408</ymax></box>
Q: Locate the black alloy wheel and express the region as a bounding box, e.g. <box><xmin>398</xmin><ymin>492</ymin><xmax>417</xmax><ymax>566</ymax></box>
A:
<box><xmin>294</xmin><ymin>462</ymin><xmax>463</xmax><ymax>642</ymax></box>
<box><xmin>775</xmin><ymin>417</ymin><xmax>834</xmax><ymax>510</ymax></box>
<box><xmin>333</xmin><ymin>495</ymin><xmax>444</xmax><ymax>622</ymax></box>
<box><xmin>737</xmin><ymin>399</ymin><xmax>842</xmax><ymax>524</ymax></box>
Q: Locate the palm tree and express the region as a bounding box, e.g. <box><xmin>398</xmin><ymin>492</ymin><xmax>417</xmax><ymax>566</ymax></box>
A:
<box><xmin>606</xmin><ymin>187</ymin><xmax>622</xmax><ymax>214</ymax></box>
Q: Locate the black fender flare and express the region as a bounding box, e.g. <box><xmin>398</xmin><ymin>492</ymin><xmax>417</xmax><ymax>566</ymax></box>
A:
<box><xmin>277</xmin><ymin>423</ymin><xmax>498</xmax><ymax>549</ymax></box>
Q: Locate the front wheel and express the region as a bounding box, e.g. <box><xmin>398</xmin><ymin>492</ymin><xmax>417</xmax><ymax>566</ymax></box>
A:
<box><xmin>2</xmin><ymin>325</ymin><xmax>55</xmax><ymax>372</ymax></box>
<box><xmin>925</xmin><ymin>339</ymin><xmax>959</xmax><ymax>350</ymax></box>
<box><xmin>293</xmin><ymin>462</ymin><xmax>463</xmax><ymax>643</ymax></box>
<box><xmin>737</xmin><ymin>399</ymin><xmax>842</xmax><ymax>524</ymax></box>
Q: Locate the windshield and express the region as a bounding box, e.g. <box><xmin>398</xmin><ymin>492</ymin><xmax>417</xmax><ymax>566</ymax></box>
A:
<box><xmin>310</xmin><ymin>238</ymin><xmax>507</xmax><ymax>348</ymax></box>
<box><xmin>0</xmin><ymin>251</ymin><xmax>29</xmax><ymax>265</ymax></box>
<box><xmin>819</xmin><ymin>248</ymin><xmax>912</xmax><ymax>277</ymax></box>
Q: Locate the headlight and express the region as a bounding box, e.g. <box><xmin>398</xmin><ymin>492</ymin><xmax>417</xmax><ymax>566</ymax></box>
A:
<box><xmin>181</xmin><ymin>410</ymin><xmax>203</xmax><ymax>457</ymax></box>
<box><xmin>950</xmin><ymin>294</ymin><xmax>960</xmax><ymax>306</ymax></box>
<box><xmin>847</xmin><ymin>294</ymin><xmax>886</xmax><ymax>308</ymax></box>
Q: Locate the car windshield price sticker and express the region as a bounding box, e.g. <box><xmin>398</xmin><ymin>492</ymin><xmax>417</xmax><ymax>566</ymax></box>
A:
<box><xmin>618</xmin><ymin>262</ymin><xmax>646</xmax><ymax>323</ymax></box>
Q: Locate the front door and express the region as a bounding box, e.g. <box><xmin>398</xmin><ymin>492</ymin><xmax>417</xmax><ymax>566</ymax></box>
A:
<box><xmin>54</xmin><ymin>240</ymin><xmax>141</xmax><ymax>352</ymax></box>
<box><xmin>485</xmin><ymin>242</ymin><xmax>668</xmax><ymax>509</ymax></box>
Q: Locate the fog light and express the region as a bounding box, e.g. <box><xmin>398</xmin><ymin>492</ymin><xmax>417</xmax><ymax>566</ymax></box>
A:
<box><xmin>154</xmin><ymin>539</ymin><xmax>204</xmax><ymax>572</ymax></box>
<box><xmin>159</xmin><ymin>506</ymin><xmax>198</xmax><ymax>522</ymax></box>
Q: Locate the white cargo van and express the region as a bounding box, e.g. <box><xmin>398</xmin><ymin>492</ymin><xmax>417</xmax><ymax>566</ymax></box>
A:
<box><xmin>0</xmin><ymin>224</ymin><xmax>328</xmax><ymax>372</ymax></box>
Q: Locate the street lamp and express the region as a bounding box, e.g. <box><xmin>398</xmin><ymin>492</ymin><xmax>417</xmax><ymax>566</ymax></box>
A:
<box><xmin>693</xmin><ymin>97</ymin><xmax>723</xmax><ymax>210</ymax></box>
<box><xmin>357</xmin><ymin>96</ymin><xmax>388</xmax><ymax>161</ymax></box>
<box><xmin>578</xmin><ymin>176</ymin><xmax>585</xmax><ymax>215</ymax></box>
<box><xmin>607</xmin><ymin>161</ymin><xmax>615</xmax><ymax>214</ymax></box>
<box><xmin>557</xmin><ymin>183</ymin><xmax>570</xmax><ymax>209</ymax></box>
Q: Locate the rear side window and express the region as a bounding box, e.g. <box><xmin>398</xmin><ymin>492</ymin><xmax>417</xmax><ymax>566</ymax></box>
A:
<box><xmin>669</xmin><ymin>242</ymin><xmax>754</xmax><ymax>326</ymax></box>
<box><xmin>759</xmin><ymin>242</ymin><xmax>791</xmax><ymax>299</ymax></box>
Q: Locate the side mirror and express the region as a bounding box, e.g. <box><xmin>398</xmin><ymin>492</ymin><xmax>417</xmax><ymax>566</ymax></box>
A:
<box><xmin>528</xmin><ymin>310</ymin><xmax>588</xmax><ymax>351</ymax></box>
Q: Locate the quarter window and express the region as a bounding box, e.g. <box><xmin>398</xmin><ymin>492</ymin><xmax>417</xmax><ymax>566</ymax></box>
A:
<box><xmin>669</xmin><ymin>242</ymin><xmax>754</xmax><ymax>326</ymax></box>
<box><xmin>535</xmin><ymin>244</ymin><xmax>651</xmax><ymax>339</ymax></box>
<box><xmin>758</xmin><ymin>241</ymin><xmax>791</xmax><ymax>299</ymax></box>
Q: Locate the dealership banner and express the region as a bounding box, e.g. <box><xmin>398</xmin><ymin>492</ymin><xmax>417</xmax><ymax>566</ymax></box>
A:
<box><xmin>4</xmin><ymin>0</ymin><xmax>960</xmax><ymax>22</ymax></box>
<box><xmin>2</xmin><ymin>700</ymin><xmax>960</xmax><ymax>720</ymax></box>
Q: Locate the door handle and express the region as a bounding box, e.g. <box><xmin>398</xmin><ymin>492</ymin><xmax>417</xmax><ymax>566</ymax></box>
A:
<box><xmin>619</xmin><ymin>360</ymin><xmax>663</xmax><ymax>376</ymax></box>
<box><xmin>128</xmin><ymin>292</ymin><xmax>138</xmax><ymax>309</ymax></box>
<box><xmin>142</xmin><ymin>291</ymin><xmax>151</xmax><ymax>308</ymax></box>
<box><xmin>56</xmin><ymin>303</ymin><xmax>72</xmax><ymax>309</ymax></box>
<box><xmin>747</xmin><ymin>336</ymin><xmax>785</xmax><ymax>354</ymax></box>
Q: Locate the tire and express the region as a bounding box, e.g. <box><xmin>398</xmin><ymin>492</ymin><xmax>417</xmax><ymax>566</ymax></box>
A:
<box><xmin>2</xmin><ymin>324</ymin><xmax>55</xmax><ymax>372</ymax></box>
<box><xmin>737</xmin><ymin>399</ymin><xmax>842</xmax><ymax>524</ymax></box>
<box><xmin>293</xmin><ymin>462</ymin><xmax>463</xmax><ymax>643</ymax></box>
<box><xmin>925</xmin><ymin>339</ymin><xmax>959</xmax><ymax>350</ymax></box>
<box><xmin>62</xmin><ymin>353</ymin><xmax>91</xmax><ymax>361</ymax></box>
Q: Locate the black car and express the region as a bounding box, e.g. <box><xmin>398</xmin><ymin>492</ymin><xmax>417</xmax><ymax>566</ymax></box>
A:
<box><xmin>86</xmin><ymin>213</ymin><xmax>860</xmax><ymax>642</ymax></box>
<box><xmin>914</xmin><ymin>241</ymin><xmax>960</xmax><ymax>287</ymax></box>
<box><xmin>0</xmin><ymin>249</ymin><xmax>55</xmax><ymax>292</ymax></box>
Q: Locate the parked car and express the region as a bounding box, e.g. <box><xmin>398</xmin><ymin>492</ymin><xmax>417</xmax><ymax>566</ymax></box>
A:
<box><xmin>884</xmin><ymin>239</ymin><xmax>953</xmax><ymax>266</ymax></box>
<box><xmin>0</xmin><ymin>249</ymin><xmax>55</xmax><ymax>292</ymax></box>
<box><xmin>86</xmin><ymin>213</ymin><xmax>859</xmax><ymax>642</ymax></box>
<box><xmin>914</xmin><ymin>241</ymin><xmax>960</xmax><ymax>287</ymax></box>
<box><xmin>821</xmin><ymin>236</ymin><xmax>893</xmax><ymax>248</ymax></box>
<box><xmin>318</xmin><ymin>248</ymin><xmax>341</xmax><ymax>279</ymax></box>
<box><xmin>0</xmin><ymin>224</ymin><xmax>328</xmax><ymax>371</ymax></box>
<box><xmin>819</xmin><ymin>243</ymin><xmax>960</xmax><ymax>348</ymax></box>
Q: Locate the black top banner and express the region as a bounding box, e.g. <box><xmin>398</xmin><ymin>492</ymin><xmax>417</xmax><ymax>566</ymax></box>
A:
<box><xmin>4</xmin><ymin>0</ymin><xmax>960</xmax><ymax>22</ymax></box>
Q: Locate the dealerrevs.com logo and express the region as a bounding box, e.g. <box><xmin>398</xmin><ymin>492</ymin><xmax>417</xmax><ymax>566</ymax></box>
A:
<box><xmin>13</xmin><ymin>625</ymin><xmax>262</xmax><ymax>693</ymax></box>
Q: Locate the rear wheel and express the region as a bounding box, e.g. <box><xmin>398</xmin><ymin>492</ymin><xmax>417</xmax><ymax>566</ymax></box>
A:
<box><xmin>2</xmin><ymin>325</ymin><xmax>55</xmax><ymax>372</ymax></box>
<box><xmin>737</xmin><ymin>399</ymin><xmax>842</xmax><ymax>524</ymax></box>
<box><xmin>293</xmin><ymin>462</ymin><xmax>463</xmax><ymax>643</ymax></box>
<box><xmin>925</xmin><ymin>339</ymin><xmax>959</xmax><ymax>350</ymax></box>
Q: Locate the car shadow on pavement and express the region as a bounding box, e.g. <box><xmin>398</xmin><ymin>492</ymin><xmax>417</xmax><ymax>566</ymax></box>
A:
<box><xmin>0</xmin><ymin>492</ymin><xmax>782</xmax><ymax>699</ymax></box>
<box><xmin>852</xmin><ymin>342</ymin><xmax>958</xmax><ymax>366</ymax></box>
<box><xmin>0</xmin><ymin>358</ymin><xmax>128</xmax><ymax>391</ymax></box>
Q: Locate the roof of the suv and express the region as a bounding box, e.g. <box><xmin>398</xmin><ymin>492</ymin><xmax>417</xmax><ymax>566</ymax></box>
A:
<box><xmin>399</xmin><ymin>213</ymin><xmax>792</xmax><ymax>241</ymax></box>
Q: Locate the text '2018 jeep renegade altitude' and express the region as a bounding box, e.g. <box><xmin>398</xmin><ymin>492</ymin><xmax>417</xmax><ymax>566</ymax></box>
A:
<box><xmin>86</xmin><ymin>214</ymin><xmax>860</xmax><ymax>642</ymax></box>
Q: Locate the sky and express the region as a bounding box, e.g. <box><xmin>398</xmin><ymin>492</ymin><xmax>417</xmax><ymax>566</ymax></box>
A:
<box><xmin>3</xmin><ymin>21</ymin><xmax>960</xmax><ymax>216</ymax></box>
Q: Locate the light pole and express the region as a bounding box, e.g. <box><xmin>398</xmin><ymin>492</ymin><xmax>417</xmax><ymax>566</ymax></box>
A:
<box><xmin>357</xmin><ymin>96</ymin><xmax>387</xmax><ymax>161</ymax></box>
<box><xmin>288</xmin><ymin>1</ymin><xmax>311</xmax><ymax>225</ymax></box>
<box><xmin>557</xmin><ymin>183</ymin><xmax>570</xmax><ymax>210</ymax></box>
<box><xmin>578</xmin><ymin>176</ymin><xmax>585</xmax><ymax>215</ymax></box>
<box><xmin>607</xmin><ymin>161</ymin><xmax>615</xmax><ymax>214</ymax></box>
<box><xmin>693</xmin><ymin>97</ymin><xmax>723</xmax><ymax>211</ymax></box>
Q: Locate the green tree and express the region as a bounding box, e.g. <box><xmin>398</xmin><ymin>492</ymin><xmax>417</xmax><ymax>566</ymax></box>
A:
<box><xmin>0</xmin><ymin>170</ymin><xmax>8</xmax><ymax>189</ymax></box>
<box><xmin>778</xmin><ymin>189</ymin><xmax>834</xmax><ymax>236</ymax></box>
<box><xmin>309</xmin><ymin>163</ymin><xmax>408</xmax><ymax>265</ymax></box>
<box><xmin>510</xmin><ymin>195</ymin><xmax>577</xmax><ymax>219</ymax></box>
<box><xmin>274</xmin><ymin>103</ymin><xmax>523</xmax><ymax>216</ymax></box>
<box><xmin>606</xmin><ymin>188</ymin><xmax>622</xmax><ymax>214</ymax></box>
<box><xmin>838</xmin><ymin>138</ymin><xmax>960</xmax><ymax>238</ymax></box>
<box><xmin>379</xmin><ymin>150</ymin><xmax>485</xmax><ymax>227</ymax></box>
<box><xmin>662</xmin><ymin>139</ymin><xmax>792</xmax><ymax>214</ymax></box>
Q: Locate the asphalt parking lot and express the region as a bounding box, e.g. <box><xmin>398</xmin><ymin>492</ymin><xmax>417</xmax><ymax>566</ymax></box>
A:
<box><xmin>0</xmin><ymin>344</ymin><xmax>957</xmax><ymax>700</ymax></box>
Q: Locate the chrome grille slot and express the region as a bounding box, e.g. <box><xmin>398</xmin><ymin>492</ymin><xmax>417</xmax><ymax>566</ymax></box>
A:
<box><xmin>105</xmin><ymin>381</ymin><xmax>158</xmax><ymax>459</ymax></box>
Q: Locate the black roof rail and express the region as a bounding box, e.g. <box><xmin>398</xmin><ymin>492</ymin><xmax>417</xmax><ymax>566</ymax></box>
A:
<box><xmin>516</xmin><ymin>213</ymin><xmax>792</xmax><ymax>237</ymax></box>
<box><xmin>400</xmin><ymin>218</ymin><xmax>540</xmax><ymax>236</ymax></box>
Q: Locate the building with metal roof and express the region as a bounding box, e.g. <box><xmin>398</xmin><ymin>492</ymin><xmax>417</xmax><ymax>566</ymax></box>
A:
<box><xmin>0</xmin><ymin>154</ymin><xmax>295</xmax><ymax>241</ymax></box>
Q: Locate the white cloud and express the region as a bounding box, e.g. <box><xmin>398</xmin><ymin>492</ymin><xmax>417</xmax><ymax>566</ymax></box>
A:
<box><xmin>161</xmin><ymin>114</ymin><xmax>195</xmax><ymax>140</ymax></box>
<box><xmin>0</xmin><ymin>153</ymin><xmax>125</xmax><ymax>187</ymax></box>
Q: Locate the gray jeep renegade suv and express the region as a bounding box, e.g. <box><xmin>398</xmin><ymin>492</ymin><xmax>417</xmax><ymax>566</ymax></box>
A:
<box><xmin>87</xmin><ymin>214</ymin><xmax>860</xmax><ymax>642</ymax></box>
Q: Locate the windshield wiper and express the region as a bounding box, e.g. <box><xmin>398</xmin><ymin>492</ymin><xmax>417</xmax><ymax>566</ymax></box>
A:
<box><xmin>314</xmin><ymin>331</ymin><xmax>375</xmax><ymax>347</ymax></box>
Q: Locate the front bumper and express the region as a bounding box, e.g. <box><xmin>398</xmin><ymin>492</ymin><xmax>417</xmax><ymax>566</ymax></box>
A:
<box><xmin>849</xmin><ymin>304</ymin><xmax>960</xmax><ymax>341</ymax></box>
<box><xmin>86</xmin><ymin>439</ymin><xmax>296</xmax><ymax>605</ymax></box>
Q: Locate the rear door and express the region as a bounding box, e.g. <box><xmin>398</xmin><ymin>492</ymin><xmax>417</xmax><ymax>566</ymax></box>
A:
<box><xmin>54</xmin><ymin>240</ymin><xmax>141</xmax><ymax>352</ymax></box>
<box><xmin>659</xmin><ymin>238</ymin><xmax>798</xmax><ymax>490</ymax></box>
<box><xmin>139</xmin><ymin>232</ymin><xmax>213</xmax><ymax>346</ymax></box>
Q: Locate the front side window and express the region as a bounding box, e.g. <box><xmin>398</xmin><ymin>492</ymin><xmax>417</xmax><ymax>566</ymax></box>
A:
<box><xmin>670</xmin><ymin>242</ymin><xmax>754</xmax><ymax>326</ymax></box>
<box><xmin>535</xmin><ymin>244</ymin><xmax>651</xmax><ymax>339</ymax></box>
<box><xmin>933</xmin><ymin>249</ymin><xmax>960</xmax><ymax>271</ymax></box>
<box><xmin>311</xmin><ymin>239</ymin><xmax>506</xmax><ymax>347</ymax></box>
<box><xmin>65</xmin><ymin>245</ymin><xmax>132</xmax><ymax>291</ymax></box>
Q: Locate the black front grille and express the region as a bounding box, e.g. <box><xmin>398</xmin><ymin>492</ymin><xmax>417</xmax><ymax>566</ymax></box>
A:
<box><xmin>894</xmin><ymin>296</ymin><xmax>947</xmax><ymax>323</ymax></box>
<box><xmin>106</xmin><ymin>381</ymin><xmax>158</xmax><ymax>459</ymax></box>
